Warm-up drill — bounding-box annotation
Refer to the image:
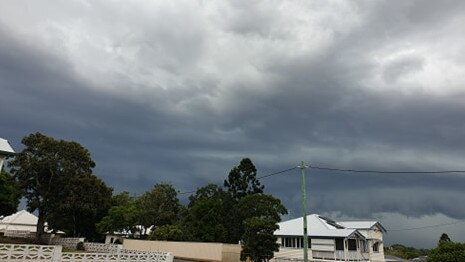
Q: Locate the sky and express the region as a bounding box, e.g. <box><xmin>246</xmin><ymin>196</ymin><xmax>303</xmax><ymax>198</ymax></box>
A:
<box><xmin>1</xmin><ymin>0</ymin><xmax>465</xmax><ymax>248</ymax></box>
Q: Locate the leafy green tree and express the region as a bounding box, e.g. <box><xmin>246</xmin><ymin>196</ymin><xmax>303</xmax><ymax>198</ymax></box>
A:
<box><xmin>0</xmin><ymin>170</ymin><xmax>21</xmax><ymax>216</ymax></box>
<box><xmin>184</xmin><ymin>184</ymin><xmax>230</xmax><ymax>242</ymax></box>
<box><xmin>440</xmin><ymin>233</ymin><xmax>452</xmax><ymax>243</ymax></box>
<box><xmin>223</xmin><ymin>158</ymin><xmax>265</xmax><ymax>243</ymax></box>
<box><xmin>96</xmin><ymin>203</ymin><xmax>139</xmax><ymax>236</ymax></box>
<box><xmin>241</xmin><ymin>217</ymin><xmax>279</xmax><ymax>262</ymax></box>
<box><xmin>137</xmin><ymin>183</ymin><xmax>181</xmax><ymax>236</ymax></box>
<box><xmin>9</xmin><ymin>133</ymin><xmax>97</xmax><ymax>241</ymax></box>
<box><xmin>149</xmin><ymin>225</ymin><xmax>187</xmax><ymax>241</ymax></box>
<box><xmin>96</xmin><ymin>192</ymin><xmax>139</xmax><ymax>236</ymax></box>
<box><xmin>224</xmin><ymin>158</ymin><xmax>264</xmax><ymax>200</ymax></box>
<box><xmin>47</xmin><ymin>173</ymin><xmax>112</xmax><ymax>239</ymax></box>
<box><xmin>237</xmin><ymin>194</ymin><xmax>287</xmax><ymax>262</ymax></box>
<box><xmin>428</xmin><ymin>241</ymin><xmax>465</xmax><ymax>262</ymax></box>
<box><xmin>237</xmin><ymin>194</ymin><xmax>287</xmax><ymax>221</ymax></box>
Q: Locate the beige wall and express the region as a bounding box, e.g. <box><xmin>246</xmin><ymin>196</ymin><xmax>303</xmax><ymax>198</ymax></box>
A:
<box><xmin>123</xmin><ymin>239</ymin><xmax>241</xmax><ymax>262</ymax></box>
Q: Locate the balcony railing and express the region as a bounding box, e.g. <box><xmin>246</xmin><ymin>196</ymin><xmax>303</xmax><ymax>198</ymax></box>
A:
<box><xmin>311</xmin><ymin>250</ymin><xmax>369</xmax><ymax>261</ymax></box>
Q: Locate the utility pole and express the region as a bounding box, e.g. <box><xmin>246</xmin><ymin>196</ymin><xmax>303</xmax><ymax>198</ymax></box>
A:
<box><xmin>299</xmin><ymin>161</ymin><xmax>309</xmax><ymax>262</ymax></box>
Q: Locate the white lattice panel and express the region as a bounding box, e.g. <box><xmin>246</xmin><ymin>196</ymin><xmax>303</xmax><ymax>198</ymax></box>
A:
<box><xmin>0</xmin><ymin>243</ymin><xmax>61</xmax><ymax>262</ymax></box>
<box><xmin>62</xmin><ymin>251</ymin><xmax>173</xmax><ymax>262</ymax></box>
<box><xmin>84</xmin><ymin>242</ymin><xmax>122</xmax><ymax>253</ymax></box>
<box><xmin>50</xmin><ymin>237</ymin><xmax>85</xmax><ymax>250</ymax></box>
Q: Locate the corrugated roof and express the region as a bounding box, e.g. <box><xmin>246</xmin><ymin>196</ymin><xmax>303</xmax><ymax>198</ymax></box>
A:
<box><xmin>339</xmin><ymin>221</ymin><xmax>387</xmax><ymax>232</ymax></box>
<box><xmin>274</xmin><ymin>214</ymin><xmax>359</xmax><ymax>238</ymax></box>
<box><xmin>0</xmin><ymin>138</ymin><xmax>15</xmax><ymax>155</ymax></box>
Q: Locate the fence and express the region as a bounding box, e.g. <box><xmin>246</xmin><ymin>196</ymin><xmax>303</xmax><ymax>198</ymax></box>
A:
<box><xmin>0</xmin><ymin>242</ymin><xmax>173</xmax><ymax>262</ymax></box>
<box><xmin>61</xmin><ymin>251</ymin><xmax>173</xmax><ymax>262</ymax></box>
<box><xmin>50</xmin><ymin>237</ymin><xmax>85</xmax><ymax>250</ymax></box>
<box><xmin>83</xmin><ymin>242</ymin><xmax>122</xmax><ymax>253</ymax></box>
<box><xmin>0</xmin><ymin>243</ymin><xmax>62</xmax><ymax>262</ymax></box>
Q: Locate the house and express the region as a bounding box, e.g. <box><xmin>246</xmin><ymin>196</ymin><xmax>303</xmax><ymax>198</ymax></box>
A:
<box><xmin>0</xmin><ymin>137</ymin><xmax>15</xmax><ymax>171</ymax></box>
<box><xmin>0</xmin><ymin>210</ymin><xmax>42</xmax><ymax>238</ymax></box>
<box><xmin>273</xmin><ymin>214</ymin><xmax>386</xmax><ymax>262</ymax></box>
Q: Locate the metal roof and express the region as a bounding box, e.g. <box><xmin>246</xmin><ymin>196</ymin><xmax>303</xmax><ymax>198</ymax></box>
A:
<box><xmin>339</xmin><ymin>221</ymin><xmax>387</xmax><ymax>232</ymax></box>
<box><xmin>275</xmin><ymin>214</ymin><xmax>361</xmax><ymax>238</ymax></box>
<box><xmin>0</xmin><ymin>138</ymin><xmax>15</xmax><ymax>156</ymax></box>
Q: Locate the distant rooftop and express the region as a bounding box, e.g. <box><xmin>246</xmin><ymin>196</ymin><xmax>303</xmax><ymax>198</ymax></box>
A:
<box><xmin>0</xmin><ymin>138</ymin><xmax>15</xmax><ymax>156</ymax></box>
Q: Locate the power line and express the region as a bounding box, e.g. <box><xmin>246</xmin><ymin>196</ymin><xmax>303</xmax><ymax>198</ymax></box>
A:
<box><xmin>258</xmin><ymin>167</ymin><xmax>297</xmax><ymax>179</ymax></box>
<box><xmin>387</xmin><ymin>220</ymin><xmax>465</xmax><ymax>232</ymax></box>
<box><xmin>177</xmin><ymin>166</ymin><xmax>297</xmax><ymax>195</ymax></box>
<box><xmin>309</xmin><ymin>165</ymin><xmax>465</xmax><ymax>174</ymax></box>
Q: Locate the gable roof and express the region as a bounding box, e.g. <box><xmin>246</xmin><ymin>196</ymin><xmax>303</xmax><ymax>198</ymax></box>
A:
<box><xmin>0</xmin><ymin>138</ymin><xmax>15</xmax><ymax>156</ymax></box>
<box><xmin>0</xmin><ymin>210</ymin><xmax>39</xmax><ymax>232</ymax></box>
<box><xmin>338</xmin><ymin>221</ymin><xmax>387</xmax><ymax>233</ymax></box>
<box><xmin>275</xmin><ymin>214</ymin><xmax>362</xmax><ymax>238</ymax></box>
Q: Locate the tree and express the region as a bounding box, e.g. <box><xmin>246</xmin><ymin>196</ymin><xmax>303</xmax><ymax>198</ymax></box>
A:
<box><xmin>237</xmin><ymin>194</ymin><xmax>287</xmax><ymax>262</ymax></box>
<box><xmin>440</xmin><ymin>233</ymin><xmax>452</xmax><ymax>243</ymax></box>
<box><xmin>149</xmin><ymin>225</ymin><xmax>187</xmax><ymax>241</ymax></box>
<box><xmin>428</xmin><ymin>241</ymin><xmax>465</xmax><ymax>262</ymax></box>
<box><xmin>9</xmin><ymin>133</ymin><xmax>97</xmax><ymax>241</ymax></box>
<box><xmin>0</xmin><ymin>170</ymin><xmax>21</xmax><ymax>216</ymax></box>
<box><xmin>96</xmin><ymin>202</ymin><xmax>139</xmax><ymax>237</ymax></box>
<box><xmin>241</xmin><ymin>217</ymin><xmax>279</xmax><ymax>262</ymax></box>
<box><xmin>137</xmin><ymin>183</ymin><xmax>181</xmax><ymax>236</ymax></box>
<box><xmin>47</xmin><ymin>173</ymin><xmax>112</xmax><ymax>240</ymax></box>
<box><xmin>184</xmin><ymin>184</ymin><xmax>230</xmax><ymax>242</ymax></box>
<box><xmin>224</xmin><ymin>158</ymin><xmax>264</xmax><ymax>200</ymax></box>
<box><xmin>223</xmin><ymin>158</ymin><xmax>265</xmax><ymax>243</ymax></box>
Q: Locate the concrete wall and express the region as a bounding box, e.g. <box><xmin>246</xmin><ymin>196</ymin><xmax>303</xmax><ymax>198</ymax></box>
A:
<box><xmin>123</xmin><ymin>239</ymin><xmax>241</xmax><ymax>262</ymax></box>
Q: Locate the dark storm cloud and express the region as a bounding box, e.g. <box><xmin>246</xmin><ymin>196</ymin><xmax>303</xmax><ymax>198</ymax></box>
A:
<box><xmin>1</xmin><ymin>0</ymin><xmax>465</xmax><ymax>247</ymax></box>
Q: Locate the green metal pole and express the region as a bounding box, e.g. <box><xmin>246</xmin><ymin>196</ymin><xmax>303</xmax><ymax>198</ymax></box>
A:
<box><xmin>300</xmin><ymin>161</ymin><xmax>309</xmax><ymax>262</ymax></box>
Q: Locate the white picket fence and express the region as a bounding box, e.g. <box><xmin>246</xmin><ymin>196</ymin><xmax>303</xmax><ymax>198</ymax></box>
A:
<box><xmin>0</xmin><ymin>243</ymin><xmax>173</xmax><ymax>262</ymax></box>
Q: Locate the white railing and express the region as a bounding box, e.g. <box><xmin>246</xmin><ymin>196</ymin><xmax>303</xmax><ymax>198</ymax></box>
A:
<box><xmin>84</xmin><ymin>242</ymin><xmax>122</xmax><ymax>253</ymax></box>
<box><xmin>0</xmin><ymin>243</ymin><xmax>62</xmax><ymax>262</ymax></box>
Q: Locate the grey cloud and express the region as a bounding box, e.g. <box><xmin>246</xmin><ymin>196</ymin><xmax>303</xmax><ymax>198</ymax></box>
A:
<box><xmin>2</xmin><ymin>0</ymin><xmax>465</xmax><ymax>246</ymax></box>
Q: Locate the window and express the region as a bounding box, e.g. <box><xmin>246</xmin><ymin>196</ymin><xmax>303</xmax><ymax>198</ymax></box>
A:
<box><xmin>373</xmin><ymin>242</ymin><xmax>379</xmax><ymax>253</ymax></box>
<box><xmin>335</xmin><ymin>238</ymin><xmax>344</xmax><ymax>250</ymax></box>
<box><xmin>348</xmin><ymin>239</ymin><xmax>357</xmax><ymax>251</ymax></box>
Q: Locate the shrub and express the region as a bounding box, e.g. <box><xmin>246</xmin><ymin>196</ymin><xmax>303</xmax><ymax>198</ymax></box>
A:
<box><xmin>76</xmin><ymin>241</ymin><xmax>85</xmax><ymax>251</ymax></box>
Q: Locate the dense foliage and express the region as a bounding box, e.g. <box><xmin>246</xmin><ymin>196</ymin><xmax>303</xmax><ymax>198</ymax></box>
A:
<box><xmin>9</xmin><ymin>132</ymin><xmax>112</xmax><ymax>240</ymax></box>
<box><xmin>137</xmin><ymin>183</ymin><xmax>181</xmax><ymax>236</ymax></box>
<box><xmin>238</xmin><ymin>194</ymin><xmax>287</xmax><ymax>262</ymax></box>
<box><xmin>0</xmin><ymin>170</ymin><xmax>20</xmax><ymax>216</ymax></box>
<box><xmin>427</xmin><ymin>233</ymin><xmax>465</xmax><ymax>262</ymax></box>
<box><xmin>384</xmin><ymin>244</ymin><xmax>429</xmax><ymax>259</ymax></box>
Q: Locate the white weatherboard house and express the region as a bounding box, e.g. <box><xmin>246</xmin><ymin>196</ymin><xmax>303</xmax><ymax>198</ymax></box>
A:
<box><xmin>0</xmin><ymin>210</ymin><xmax>46</xmax><ymax>239</ymax></box>
<box><xmin>0</xmin><ymin>137</ymin><xmax>15</xmax><ymax>171</ymax></box>
<box><xmin>273</xmin><ymin>214</ymin><xmax>386</xmax><ymax>262</ymax></box>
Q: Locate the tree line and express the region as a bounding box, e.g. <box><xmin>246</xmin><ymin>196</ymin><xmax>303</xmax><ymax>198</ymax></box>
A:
<box><xmin>0</xmin><ymin>132</ymin><xmax>287</xmax><ymax>261</ymax></box>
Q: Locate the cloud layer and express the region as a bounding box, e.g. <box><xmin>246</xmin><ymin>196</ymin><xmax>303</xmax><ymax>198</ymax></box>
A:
<box><xmin>2</xmin><ymin>0</ymin><xmax>465</xmax><ymax>247</ymax></box>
